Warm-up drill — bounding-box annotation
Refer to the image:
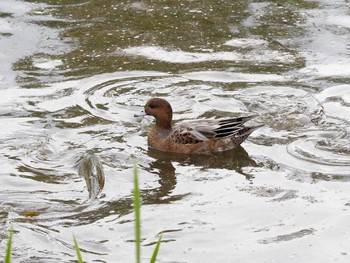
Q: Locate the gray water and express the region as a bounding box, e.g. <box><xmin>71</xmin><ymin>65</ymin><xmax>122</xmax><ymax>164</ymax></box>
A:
<box><xmin>1</xmin><ymin>0</ymin><xmax>350</xmax><ymax>262</ymax></box>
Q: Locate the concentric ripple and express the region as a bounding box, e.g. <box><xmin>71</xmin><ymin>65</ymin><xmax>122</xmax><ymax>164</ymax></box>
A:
<box><xmin>233</xmin><ymin>86</ymin><xmax>324</xmax><ymax>131</ymax></box>
<box><xmin>287</xmin><ymin>130</ymin><xmax>350</xmax><ymax>167</ymax></box>
<box><xmin>4</xmin><ymin>71</ymin><xmax>345</xmax><ymax>195</ymax></box>
<box><xmin>315</xmin><ymin>84</ymin><xmax>350</xmax><ymax>121</ymax></box>
<box><xmin>284</xmin><ymin>84</ymin><xmax>350</xmax><ymax>169</ymax></box>
<box><xmin>33</xmin><ymin>71</ymin><xmax>327</xmax><ymax>150</ymax></box>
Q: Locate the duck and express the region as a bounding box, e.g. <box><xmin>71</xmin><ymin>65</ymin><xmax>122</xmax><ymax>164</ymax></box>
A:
<box><xmin>134</xmin><ymin>98</ymin><xmax>263</xmax><ymax>155</ymax></box>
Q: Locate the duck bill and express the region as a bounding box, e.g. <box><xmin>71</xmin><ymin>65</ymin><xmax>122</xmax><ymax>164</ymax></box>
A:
<box><xmin>134</xmin><ymin>109</ymin><xmax>147</xmax><ymax>117</ymax></box>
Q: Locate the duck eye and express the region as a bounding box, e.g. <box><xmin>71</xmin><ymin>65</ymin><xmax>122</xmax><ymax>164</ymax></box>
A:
<box><xmin>149</xmin><ymin>103</ymin><xmax>156</xmax><ymax>109</ymax></box>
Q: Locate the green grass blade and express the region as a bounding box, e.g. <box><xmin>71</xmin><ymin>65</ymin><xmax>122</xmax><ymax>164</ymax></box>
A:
<box><xmin>4</xmin><ymin>228</ymin><xmax>13</xmax><ymax>263</ymax></box>
<box><xmin>73</xmin><ymin>235</ymin><xmax>84</xmax><ymax>263</ymax></box>
<box><xmin>133</xmin><ymin>162</ymin><xmax>141</xmax><ymax>263</ymax></box>
<box><xmin>150</xmin><ymin>234</ymin><xmax>162</xmax><ymax>263</ymax></box>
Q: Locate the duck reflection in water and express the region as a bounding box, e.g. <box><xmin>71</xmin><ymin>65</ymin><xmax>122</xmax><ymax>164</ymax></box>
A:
<box><xmin>140</xmin><ymin>146</ymin><xmax>260</xmax><ymax>205</ymax></box>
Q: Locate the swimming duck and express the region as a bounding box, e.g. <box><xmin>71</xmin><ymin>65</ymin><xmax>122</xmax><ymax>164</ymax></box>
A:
<box><xmin>135</xmin><ymin>98</ymin><xmax>263</xmax><ymax>154</ymax></box>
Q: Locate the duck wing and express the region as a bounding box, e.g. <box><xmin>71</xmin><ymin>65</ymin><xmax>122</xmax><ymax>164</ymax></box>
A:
<box><xmin>172</xmin><ymin>116</ymin><xmax>261</xmax><ymax>144</ymax></box>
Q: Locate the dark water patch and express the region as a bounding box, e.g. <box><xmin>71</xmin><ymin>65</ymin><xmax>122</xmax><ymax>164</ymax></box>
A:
<box><xmin>258</xmin><ymin>228</ymin><xmax>315</xmax><ymax>244</ymax></box>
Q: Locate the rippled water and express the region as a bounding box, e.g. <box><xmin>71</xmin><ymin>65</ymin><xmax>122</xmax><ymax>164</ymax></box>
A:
<box><xmin>1</xmin><ymin>0</ymin><xmax>350</xmax><ymax>262</ymax></box>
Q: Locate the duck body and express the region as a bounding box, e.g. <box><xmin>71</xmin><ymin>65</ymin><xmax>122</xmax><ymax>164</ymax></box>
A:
<box><xmin>135</xmin><ymin>98</ymin><xmax>263</xmax><ymax>155</ymax></box>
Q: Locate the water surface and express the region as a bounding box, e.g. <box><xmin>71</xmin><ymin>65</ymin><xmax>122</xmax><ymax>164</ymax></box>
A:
<box><xmin>1</xmin><ymin>0</ymin><xmax>350</xmax><ymax>262</ymax></box>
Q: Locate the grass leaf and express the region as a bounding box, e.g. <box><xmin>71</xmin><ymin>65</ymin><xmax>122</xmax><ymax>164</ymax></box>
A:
<box><xmin>73</xmin><ymin>235</ymin><xmax>84</xmax><ymax>263</ymax></box>
<box><xmin>5</xmin><ymin>228</ymin><xmax>13</xmax><ymax>263</ymax></box>
<box><xmin>133</xmin><ymin>162</ymin><xmax>141</xmax><ymax>263</ymax></box>
<box><xmin>150</xmin><ymin>234</ymin><xmax>162</xmax><ymax>263</ymax></box>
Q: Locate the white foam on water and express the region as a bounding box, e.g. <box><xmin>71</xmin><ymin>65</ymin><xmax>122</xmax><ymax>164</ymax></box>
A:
<box><xmin>182</xmin><ymin>71</ymin><xmax>286</xmax><ymax>83</ymax></box>
<box><xmin>301</xmin><ymin>63</ymin><xmax>350</xmax><ymax>77</ymax></box>
<box><xmin>224</xmin><ymin>38</ymin><xmax>268</xmax><ymax>47</ymax></box>
<box><xmin>121</xmin><ymin>45</ymin><xmax>295</xmax><ymax>64</ymax></box>
<box><xmin>33</xmin><ymin>59</ymin><xmax>63</xmax><ymax>70</ymax></box>
<box><xmin>326</xmin><ymin>15</ymin><xmax>350</xmax><ymax>28</ymax></box>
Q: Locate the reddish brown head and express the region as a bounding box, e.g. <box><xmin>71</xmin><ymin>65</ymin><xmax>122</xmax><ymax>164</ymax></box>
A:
<box><xmin>144</xmin><ymin>98</ymin><xmax>173</xmax><ymax>129</ymax></box>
